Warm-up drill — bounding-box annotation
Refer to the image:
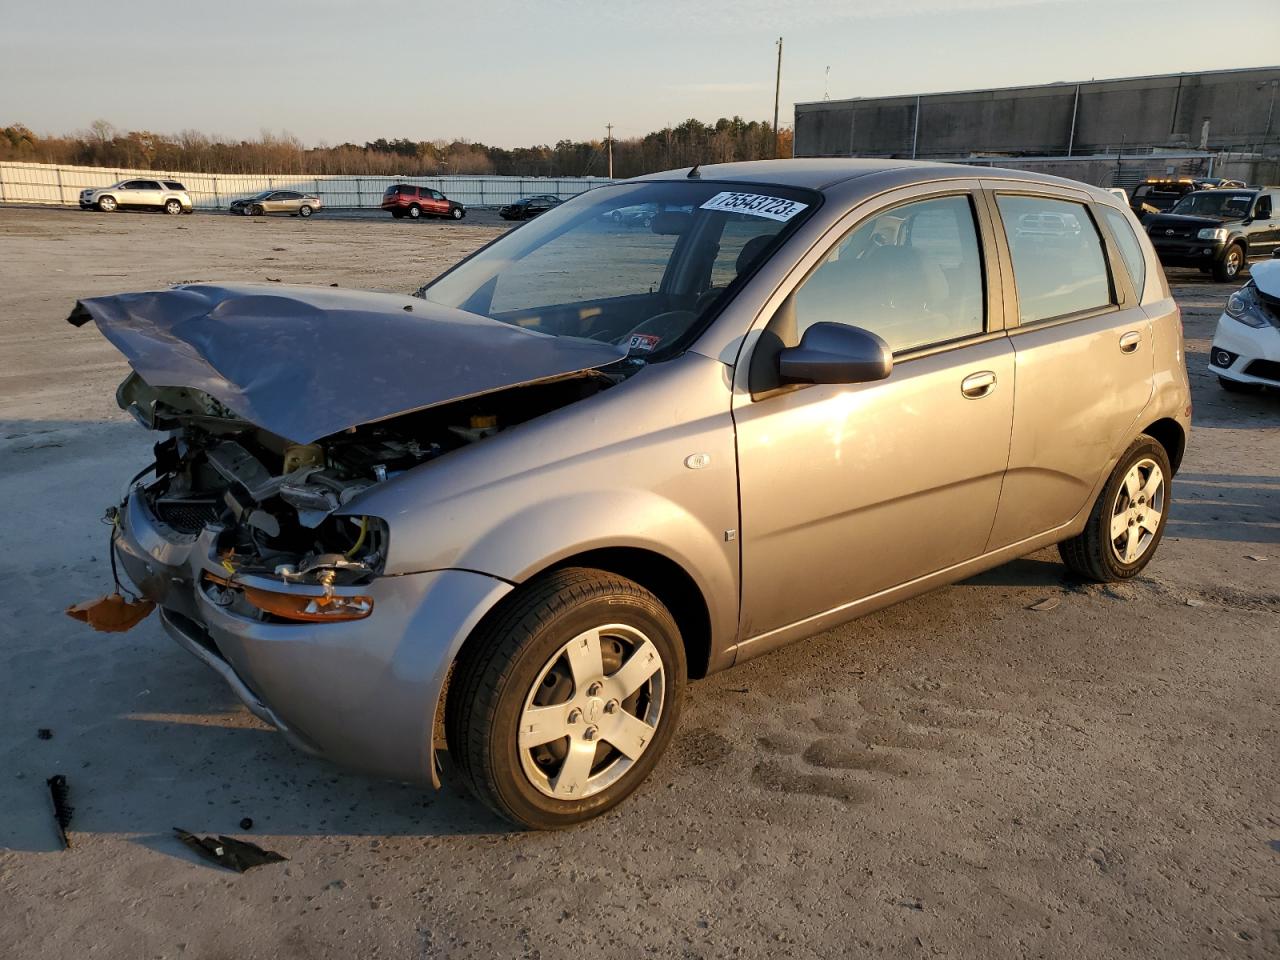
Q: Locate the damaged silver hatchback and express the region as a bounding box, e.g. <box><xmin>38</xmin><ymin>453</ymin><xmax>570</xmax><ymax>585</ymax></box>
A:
<box><xmin>79</xmin><ymin>160</ymin><xmax>1190</xmax><ymax>828</ymax></box>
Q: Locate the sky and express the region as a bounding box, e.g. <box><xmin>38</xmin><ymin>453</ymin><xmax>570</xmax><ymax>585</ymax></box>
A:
<box><xmin>3</xmin><ymin>0</ymin><xmax>1278</xmax><ymax>148</ymax></box>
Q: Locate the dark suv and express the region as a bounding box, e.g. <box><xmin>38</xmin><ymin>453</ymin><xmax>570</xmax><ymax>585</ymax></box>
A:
<box><xmin>381</xmin><ymin>184</ymin><xmax>466</xmax><ymax>220</ymax></box>
<box><xmin>1143</xmin><ymin>188</ymin><xmax>1280</xmax><ymax>281</ymax></box>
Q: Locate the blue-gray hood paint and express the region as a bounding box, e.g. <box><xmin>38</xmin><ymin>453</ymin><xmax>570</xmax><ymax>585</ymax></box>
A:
<box><xmin>69</xmin><ymin>282</ymin><xmax>628</xmax><ymax>444</ymax></box>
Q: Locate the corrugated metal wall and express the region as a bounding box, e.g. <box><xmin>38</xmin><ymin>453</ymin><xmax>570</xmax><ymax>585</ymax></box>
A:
<box><xmin>0</xmin><ymin>162</ymin><xmax>617</xmax><ymax>209</ymax></box>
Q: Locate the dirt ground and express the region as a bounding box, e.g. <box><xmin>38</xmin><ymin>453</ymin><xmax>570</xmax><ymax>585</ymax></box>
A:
<box><xmin>0</xmin><ymin>206</ymin><xmax>1276</xmax><ymax>959</ymax></box>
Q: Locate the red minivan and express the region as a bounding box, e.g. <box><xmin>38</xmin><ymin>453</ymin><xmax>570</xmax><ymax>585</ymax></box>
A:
<box><xmin>381</xmin><ymin>184</ymin><xmax>467</xmax><ymax>220</ymax></box>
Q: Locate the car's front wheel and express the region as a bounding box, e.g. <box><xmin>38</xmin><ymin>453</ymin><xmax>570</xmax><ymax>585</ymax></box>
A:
<box><xmin>1059</xmin><ymin>434</ymin><xmax>1172</xmax><ymax>582</ymax></box>
<box><xmin>451</xmin><ymin>206</ymin><xmax>464</xmax><ymax>220</ymax></box>
<box><xmin>164</xmin><ymin>199</ymin><xmax>183</xmax><ymax>215</ymax></box>
<box><xmin>446</xmin><ymin>568</ymin><xmax>685</xmax><ymax>829</ymax></box>
<box><xmin>1213</xmin><ymin>243</ymin><xmax>1245</xmax><ymax>282</ymax></box>
<box><xmin>96</xmin><ymin>196</ymin><xmax>117</xmax><ymax>212</ymax></box>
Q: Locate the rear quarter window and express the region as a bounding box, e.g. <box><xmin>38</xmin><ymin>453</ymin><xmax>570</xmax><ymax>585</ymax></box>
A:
<box><xmin>1098</xmin><ymin>206</ymin><xmax>1147</xmax><ymax>300</ymax></box>
<box><xmin>163</xmin><ymin>181</ymin><xmax>185</xmax><ymax>190</ymax></box>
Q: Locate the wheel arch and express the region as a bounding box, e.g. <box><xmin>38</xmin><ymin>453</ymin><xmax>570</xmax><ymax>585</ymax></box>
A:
<box><xmin>1140</xmin><ymin>417</ymin><xmax>1186</xmax><ymax>474</ymax></box>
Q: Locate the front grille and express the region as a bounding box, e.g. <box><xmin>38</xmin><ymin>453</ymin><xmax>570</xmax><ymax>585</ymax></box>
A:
<box><xmin>154</xmin><ymin>497</ymin><xmax>221</xmax><ymax>534</ymax></box>
<box><xmin>1243</xmin><ymin>360</ymin><xmax>1280</xmax><ymax>383</ymax></box>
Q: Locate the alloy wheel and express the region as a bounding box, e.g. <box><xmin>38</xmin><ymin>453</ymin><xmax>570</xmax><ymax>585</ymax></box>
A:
<box><xmin>1109</xmin><ymin>458</ymin><xmax>1165</xmax><ymax>564</ymax></box>
<box><xmin>518</xmin><ymin>623</ymin><xmax>665</xmax><ymax>800</ymax></box>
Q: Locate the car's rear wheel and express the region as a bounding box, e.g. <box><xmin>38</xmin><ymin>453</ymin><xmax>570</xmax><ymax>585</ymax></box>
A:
<box><xmin>96</xmin><ymin>196</ymin><xmax>117</xmax><ymax>212</ymax></box>
<box><xmin>299</xmin><ymin>205</ymin><xmax>313</xmax><ymax>218</ymax></box>
<box><xmin>451</xmin><ymin>206</ymin><xmax>464</xmax><ymax>220</ymax></box>
<box><xmin>164</xmin><ymin>199</ymin><xmax>182</xmax><ymax>215</ymax></box>
<box><xmin>390</xmin><ymin>210</ymin><xmax>404</xmax><ymax>219</ymax></box>
<box><xmin>446</xmin><ymin>568</ymin><xmax>685</xmax><ymax>829</ymax></box>
<box><xmin>407</xmin><ymin>205</ymin><xmax>421</xmax><ymax>219</ymax></box>
<box><xmin>1213</xmin><ymin>243</ymin><xmax>1245</xmax><ymax>282</ymax></box>
<box><xmin>1059</xmin><ymin>435</ymin><xmax>1172</xmax><ymax>582</ymax></box>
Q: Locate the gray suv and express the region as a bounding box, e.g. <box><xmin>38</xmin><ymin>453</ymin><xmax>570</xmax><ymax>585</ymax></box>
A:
<box><xmin>79</xmin><ymin>179</ymin><xmax>193</xmax><ymax>214</ymax></box>
<box><xmin>74</xmin><ymin>160</ymin><xmax>1191</xmax><ymax>828</ymax></box>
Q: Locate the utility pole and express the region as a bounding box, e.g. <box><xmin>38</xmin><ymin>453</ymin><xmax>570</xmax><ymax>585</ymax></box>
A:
<box><xmin>773</xmin><ymin>37</ymin><xmax>783</xmax><ymax>159</ymax></box>
<box><xmin>605</xmin><ymin>123</ymin><xmax>613</xmax><ymax>179</ymax></box>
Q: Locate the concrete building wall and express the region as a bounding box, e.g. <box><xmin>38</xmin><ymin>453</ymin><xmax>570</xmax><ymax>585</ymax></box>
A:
<box><xmin>796</xmin><ymin>67</ymin><xmax>1280</xmax><ymax>159</ymax></box>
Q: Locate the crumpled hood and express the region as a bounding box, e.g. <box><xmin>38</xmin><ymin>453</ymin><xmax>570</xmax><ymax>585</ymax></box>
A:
<box><xmin>69</xmin><ymin>282</ymin><xmax>627</xmax><ymax>444</ymax></box>
<box><xmin>1252</xmin><ymin>259</ymin><xmax>1280</xmax><ymax>298</ymax></box>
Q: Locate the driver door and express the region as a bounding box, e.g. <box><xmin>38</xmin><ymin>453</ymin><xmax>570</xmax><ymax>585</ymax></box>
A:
<box><xmin>733</xmin><ymin>186</ymin><xmax>1015</xmax><ymax>646</ymax></box>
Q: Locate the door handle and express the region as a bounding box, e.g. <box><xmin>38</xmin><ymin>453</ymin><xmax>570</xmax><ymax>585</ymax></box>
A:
<box><xmin>961</xmin><ymin>371</ymin><xmax>997</xmax><ymax>399</ymax></box>
<box><xmin>1119</xmin><ymin>330</ymin><xmax>1141</xmax><ymax>353</ymax></box>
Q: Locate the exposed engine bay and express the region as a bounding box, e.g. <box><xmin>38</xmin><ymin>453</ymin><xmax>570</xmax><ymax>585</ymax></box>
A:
<box><xmin>124</xmin><ymin>370</ymin><xmax>619</xmax><ymax>587</ymax></box>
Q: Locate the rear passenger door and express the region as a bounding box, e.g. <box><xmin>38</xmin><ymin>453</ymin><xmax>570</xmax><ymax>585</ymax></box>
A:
<box><xmin>983</xmin><ymin>186</ymin><xmax>1153</xmax><ymax>550</ymax></box>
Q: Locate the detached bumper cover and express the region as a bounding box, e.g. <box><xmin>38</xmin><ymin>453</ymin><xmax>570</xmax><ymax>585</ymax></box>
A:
<box><xmin>114</xmin><ymin>487</ymin><xmax>513</xmax><ymax>785</ymax></box>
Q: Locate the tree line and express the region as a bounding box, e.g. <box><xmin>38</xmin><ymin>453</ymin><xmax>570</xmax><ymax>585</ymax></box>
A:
<box><xmin>0</xmin><ymin>118</ymin><xmax>793</xmax><ymax>178</ymax></box>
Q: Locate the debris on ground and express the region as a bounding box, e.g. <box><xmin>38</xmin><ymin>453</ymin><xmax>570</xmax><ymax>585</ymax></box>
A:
<box><xmin>37</xmin><ymin>728</ymin><xmax>52</xmax><ymax>740</ymax></box>
<box><xmin>47</xmin><ymin>775</ymin><xmax>73</xmax><ymax>849</ymax></box>
<box><xmin>239</xmin><ymin>817</ymin><xmax>254</xmax><ymax>830</ymax></box>
<box><xmin>1246</xmin><ymin>555</ymin><xmax>1268</xmax><ymax>562</ymax></box>
<box><xmin>1029</xmin><ymin>596</ymin><xmax>1061</xmax><ymax>611</ymax></box>
<box><xmin>65</xmin><ymin>593</ymin><xmax>155</xmax><ymax>632</ymax></box>
<box><xmin>173</xmin><ymin>828</ymin><xmax>287</xmax><ymax>872</ymax></box>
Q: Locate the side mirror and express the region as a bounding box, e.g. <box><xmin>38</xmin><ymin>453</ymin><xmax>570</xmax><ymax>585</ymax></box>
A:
<box><xmin>777</xmin><ymin>322</ymin><xmax>892</xmax><ymax>385</ymax></box>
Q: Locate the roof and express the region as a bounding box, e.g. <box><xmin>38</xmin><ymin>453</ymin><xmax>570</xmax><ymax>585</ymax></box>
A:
<box><xmin>636</xmin><ymin>157</ymin><xmax>1099</xmax><ymax>194</ymax></box>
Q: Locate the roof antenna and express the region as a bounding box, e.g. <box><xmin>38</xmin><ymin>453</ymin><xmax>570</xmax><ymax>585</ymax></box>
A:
<box><xmin>687</xmin><ymin>163</ymin><xmax>701</xmax><ymax>179</ymax></box>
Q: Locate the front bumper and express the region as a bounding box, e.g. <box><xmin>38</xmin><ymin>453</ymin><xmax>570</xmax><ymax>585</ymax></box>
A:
<box><xmin>1151</xmin><ymin>236</ymin><xmax>1226</xmax><ymax>267</ymax></box>
<box><xmin>113</xmin><ymin>487</ymin><xmax>512</xmax><ymax>785</ymax></box>
<box><xmin>1208</xmin><ymin>312</ymin><xmax>1280</xmax><ymax>386</ymax></box>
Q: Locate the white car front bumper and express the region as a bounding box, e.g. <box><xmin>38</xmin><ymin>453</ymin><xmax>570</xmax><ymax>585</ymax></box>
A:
<box><xmin>1208</xmin><ymin>312</ymin><xmax>1280</xmax><ymax>387</ymax></box>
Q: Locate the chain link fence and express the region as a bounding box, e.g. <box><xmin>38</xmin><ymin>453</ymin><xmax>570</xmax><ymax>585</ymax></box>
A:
<box><xmin>0</xmin><ymin>161</ymin><xmax>617</xmax><ymax>210</ymax></box>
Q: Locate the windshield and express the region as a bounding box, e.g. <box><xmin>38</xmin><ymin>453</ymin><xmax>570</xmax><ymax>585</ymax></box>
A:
<box><xmin>420</xmin><ymin>180</ymin><xmax>819</xmax><ymax>359</ymax></box>
<box><xmin>1169</xmin><ymin>192</ymin><xmax>1256</xmax><ymax>218</ymax></box>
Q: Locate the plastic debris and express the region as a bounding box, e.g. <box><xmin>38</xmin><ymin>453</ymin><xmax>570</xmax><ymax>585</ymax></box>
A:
<box><xmin>66</xmin><ymin>593</ymin><xmax>155</xmax><ymax>633</ymax></box>
<box><xmin>1246</xmin><ymin>555</ymin><xmax>1268</xmax><ymax>562</ymax></box>
<box><xmin>47</xmin><ymin>775</ymin><xmax>73</xmax><ymax>849</ymax></box>
<box><xmin>1028</xmin><ymin>596</ymin><xmax>1061</xmax><ymax>611</ymax></box>
<box><xmin>173</xmin><ymin>828</ymin><xmax>286</xmax><ymax>872</ymax></box>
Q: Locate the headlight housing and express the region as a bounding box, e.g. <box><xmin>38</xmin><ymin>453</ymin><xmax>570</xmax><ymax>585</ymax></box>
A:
<box><xmin>1198</xmin><ymin>227</ymin><xmax>1228</xmax><ymax>242</ymax></box>
<box><xmin>1225</xmin><ymin>284</ymin><xmax>1270</xmax><ymax>329</ymax></box>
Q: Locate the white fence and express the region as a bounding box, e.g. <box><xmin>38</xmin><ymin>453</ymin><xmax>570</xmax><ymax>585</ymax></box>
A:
<box><xmin>0</xmin><ymin>161</ymin><xmax>617</xmax><ymax>210</ymax></box>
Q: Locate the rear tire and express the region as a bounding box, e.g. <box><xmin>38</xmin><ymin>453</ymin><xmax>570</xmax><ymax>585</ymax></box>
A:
<box><xmin>445</xmin><ymin>568</ymin><xmax>685</xmax><ymax>830</ymax></box>
<box><xmin>391</xmin><ymin>210</ymin><xmax>404</xmax><ymax>219</ymax></box>
<box><xmin>1213</xmin><ymin>243</ymin><xmax>1245</xmax><ymax>282</ymax></box>
<box><xmin>298</xmin><ymin>205</ymin><xmax>313</xmax><ymax>218</ymax></box>
<box><xmin>407</xmin><ymin>205</ymin><xmax>421</xmax><ymax>219</ymax></box>
<box><xmin>164</xmin><ymin>199</ymin><xmax>183</xmax><ymax>215</ymax></box>
<box><xmin>1058</xmin><ymin>435</ymin><xmax>1172</xmax><ymax>582</ymax></box>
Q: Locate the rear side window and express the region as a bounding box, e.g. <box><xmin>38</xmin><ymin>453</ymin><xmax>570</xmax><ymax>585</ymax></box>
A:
<box><xmin>163</xmin><ymin>181</ymin><xmax>185</xmax><ymax>190</ymax></box>
<box><xmin>1099</xmin><ymin>206</ymin><xmax>1147</xmax><ymax>299</ymax></box>
<box><xmin>997</xmin><ymin>195</ymin><xmax>1111</xmax><ymax>324</ymax></box>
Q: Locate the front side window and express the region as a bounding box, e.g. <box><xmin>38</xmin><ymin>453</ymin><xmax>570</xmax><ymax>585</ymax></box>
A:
<box><xmin>997</xmin><ymin>195</ymin><xmax>1112</xmax><ymax>324</ymax></box>
<box><xmin>1099</xmin><ymin>206</ymin><xmax>1146</xmax><ymax>299</ymax></box>
<box><xmin>790</xmin><ymin>194</ymin><xmax>986</xmax><ymax>354</ymax></box>
<box><xmin>1169</xmin><ymin>192</ymin><xmax>1255</xmax><ymax>219</ymax></box>
<box><xmin>421</xmin><ymin>181</ymin><xmax>819</xmax><ymax>359</ymax></box>
<box><xmin>137</xmin><ymin>181</ymin><xmax>162</xmax><ymax>190</ymax></box>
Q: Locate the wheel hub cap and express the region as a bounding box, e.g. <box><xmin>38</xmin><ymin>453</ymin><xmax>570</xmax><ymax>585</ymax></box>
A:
<box><xmin>518</xmin><ymin>624</ymin><xmax>664</xmax><ymax>800</ymax></box>
<box><xmin>1109</xmin><ymin>458</ymin><xmax>1165</xmax><ymax>565</ymax></box>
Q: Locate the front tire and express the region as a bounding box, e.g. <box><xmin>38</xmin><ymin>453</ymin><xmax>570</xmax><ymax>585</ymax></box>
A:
<box><xmin>1213</xmin><ymin>243</ymin><xmax>1245</xmax><ymax>282</ymax></box>
<box><xmin>96</xmin><ymin>196</ymin><xmax>117</xmax><ymax>212</ymax></box>
<box><xmin>446</xmin><ymin>568</ymin><xmax>685</xmax><ymax>829</ymax></box>
<box><xmin>1059</xmin><ymin>435</ymin><xmax>1172</xmax><ymax>582</ymax></box>
<box><xmin>451</xmin><ymin>206</ymin><xmax>464</xmax><ymax>220</ymax></box>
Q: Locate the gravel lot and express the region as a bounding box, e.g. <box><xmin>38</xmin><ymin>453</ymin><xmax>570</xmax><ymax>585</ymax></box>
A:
<box><xmin>0</xmin><ymin>205</ymin><xmax>1276</xmax><ymax>959</ymax></box>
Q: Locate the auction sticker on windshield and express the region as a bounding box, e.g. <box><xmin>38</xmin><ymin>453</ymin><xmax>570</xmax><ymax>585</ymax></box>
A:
<box><xmin>700</xmin><ymin>192</ymin><xmax>808</xmax><ymax>222</ymax></box>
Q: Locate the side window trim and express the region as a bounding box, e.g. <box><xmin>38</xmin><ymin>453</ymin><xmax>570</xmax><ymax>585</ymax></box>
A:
<box><xmin>983</xmin><ymin>186</ymin><xmax>1128</xmax><ymax>330</ymax></box>
<box><xmin>1090</xmin><ymin>202</ymin><xmax>1143</xmax><ymax>306</ymax></box>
